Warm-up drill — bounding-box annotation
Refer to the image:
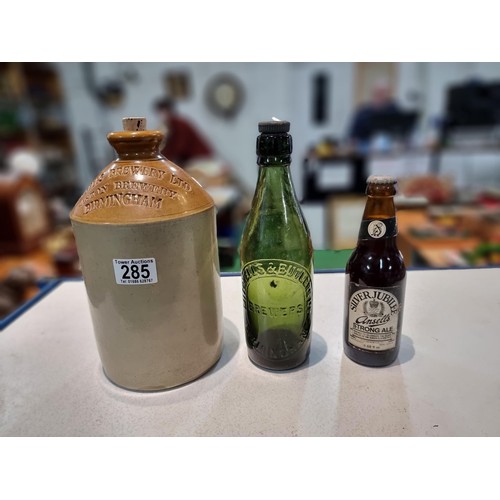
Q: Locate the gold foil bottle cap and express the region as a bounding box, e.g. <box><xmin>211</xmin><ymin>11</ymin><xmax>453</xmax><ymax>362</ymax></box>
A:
<box><xmin>367</xmin><ymin>175</ymin><xmax>397</xmax><ymax>185</ymax></box>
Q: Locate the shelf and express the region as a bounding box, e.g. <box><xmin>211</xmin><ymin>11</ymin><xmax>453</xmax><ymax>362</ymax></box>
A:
<box><xmin>0</xmin><ymin>62</ymin><xmax>77</xmax><ymax>200</ymax></box>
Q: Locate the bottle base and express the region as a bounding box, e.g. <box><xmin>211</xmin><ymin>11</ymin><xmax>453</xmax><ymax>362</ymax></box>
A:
<box><xmin>344</xmin><ymin>342</ymin><xmax>398</xmax><ymax>367</ymax></box>
<box><xmin>247</xmin><ymin>340</ymin><xmax>311</xmax><ymax>371</ymax></box>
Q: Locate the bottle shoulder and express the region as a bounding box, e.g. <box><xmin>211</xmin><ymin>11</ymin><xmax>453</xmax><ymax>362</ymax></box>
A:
<box><xmin>346</xmin><ymin>245</ymin><xmax>406</xmax><ymax>286</ymax></box>
<box><xmin>241</xmin><ymin>166</ymin><xmax>312</xmax><ymax>265</ymax></box>
<box><xmin>242</xmin><ymin>198</ymin><xmax>310</xmax><ymax>238</ymax></box>
<box><xmin>240</xmin><ymin>213</ymin><xmax>313</xmax><ymax>267</ymax></box>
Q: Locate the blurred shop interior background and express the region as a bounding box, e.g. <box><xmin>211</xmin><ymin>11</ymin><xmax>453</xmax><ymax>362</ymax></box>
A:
<box><xmin>2</xmin><ymin>61</ymin><xmax>500</xmax><ymax>318</ymax></box>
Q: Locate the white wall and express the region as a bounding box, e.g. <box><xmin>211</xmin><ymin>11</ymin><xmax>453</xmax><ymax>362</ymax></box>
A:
<box><xmin>289</xmin><ymin>62</ymin><xmax>355</xmax><ymax>198</ymax></box>
<box><xmin>58</xmin><ymin>62</ymin><xmax>500</xmax><ymax>195</ymax></box>
<box><xmin>58</xmin><ymin>62</ymin><xmax>357</xmax><ymax>196</ymax></box>
<box><xmin>58</xmin><ymin>62</ymin><xmax>291</xmax><ymax>191</ymax></box>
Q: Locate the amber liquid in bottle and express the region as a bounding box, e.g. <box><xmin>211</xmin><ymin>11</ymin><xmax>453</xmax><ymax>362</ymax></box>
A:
<box><xmin>343</xmin><ymin>176</ymin><xmax>406</xmax><ymax>367</ymax></box>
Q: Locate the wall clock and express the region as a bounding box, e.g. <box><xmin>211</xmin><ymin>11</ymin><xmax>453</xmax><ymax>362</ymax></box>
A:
<box><xmin>205</xmin><ymin>73</ymin><xmax>244</xmax><ymax>120</ymax></box>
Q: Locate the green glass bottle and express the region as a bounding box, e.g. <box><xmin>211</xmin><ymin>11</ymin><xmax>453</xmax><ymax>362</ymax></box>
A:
<box><xmin>240</xmin><ymin>120</ymin><xmax>313</xmax><ymax>370</ymax></box>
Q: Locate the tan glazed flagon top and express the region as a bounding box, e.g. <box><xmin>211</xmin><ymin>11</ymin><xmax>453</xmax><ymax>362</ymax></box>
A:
<box><xmin>70</xmin><ymin>117</ymin><xmax>214</xmax><ymax>224</ymax></box>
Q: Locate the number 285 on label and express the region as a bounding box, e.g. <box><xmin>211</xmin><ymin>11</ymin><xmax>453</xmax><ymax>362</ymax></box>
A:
<box><xmin>113</xmin><ymin>258</ymin><xmax>158</xmax><ymax>285</ymax></box>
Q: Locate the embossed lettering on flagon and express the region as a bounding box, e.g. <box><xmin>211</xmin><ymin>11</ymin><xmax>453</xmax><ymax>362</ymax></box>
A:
<box><xmin>84</xmin><ymin>193</ymin><xmax>163</xmax><ymax>214</ymax></box>
<box><xmin>348</xmin><ymin>286</ymin><xmax>401</xmax><ymax>351</ymax></box>
<box><xmin>108</xmin><ymin>165</ymin><xmax>167</xmax><ymax>180</ymax></box>
<box><xmin>77</xmin><ymin>165</ymin><xmax>186</xmax><ymax>214</ymax></box>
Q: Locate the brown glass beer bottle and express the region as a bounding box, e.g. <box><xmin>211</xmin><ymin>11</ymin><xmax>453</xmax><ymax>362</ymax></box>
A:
<box><xmin>344</xmin><ymin>175</ymin><xmax>406</xmax><ymax>367</ymax></box>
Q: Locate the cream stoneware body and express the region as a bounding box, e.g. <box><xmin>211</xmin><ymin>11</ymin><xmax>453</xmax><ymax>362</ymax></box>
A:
<box><xmin>70</xmin><ymin>119</ymin><xmax>223</xmax><ymax>391</ymax></box>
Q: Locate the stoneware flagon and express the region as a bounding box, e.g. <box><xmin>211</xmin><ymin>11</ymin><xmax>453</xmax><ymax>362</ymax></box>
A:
<box><xmin>70</xmin><ymin>117</ymin><xmax>223</xmax><ymax>391</ymax></box>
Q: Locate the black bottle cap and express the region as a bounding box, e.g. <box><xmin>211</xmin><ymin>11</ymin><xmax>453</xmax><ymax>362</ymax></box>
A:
<box><xmin>256</xmin><ymin>119</ymin><xmax>292</xmax><ymax>161</ymax></box>
<box><xmin>258</xmin><ymin>120</ymin><xmax>290</xmax><ymax>134</ymax></box>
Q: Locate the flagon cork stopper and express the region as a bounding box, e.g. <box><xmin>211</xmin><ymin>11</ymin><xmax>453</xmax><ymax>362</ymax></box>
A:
<box><xmin>122</xmin><ymin>117</ymin><xmax>147</xmax><ymax>131</ymax></box>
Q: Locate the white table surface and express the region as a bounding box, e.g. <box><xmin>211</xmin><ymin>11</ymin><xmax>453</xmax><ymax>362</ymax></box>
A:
<box><xmin>1</xmin><ymin>268</ymin><xmax>499</xmax><ymax>437</ymax></box>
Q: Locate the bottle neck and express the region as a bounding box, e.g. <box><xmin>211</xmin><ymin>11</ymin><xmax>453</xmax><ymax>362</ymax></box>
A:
<box><xmin>253</xmin><ymin>130</ymin><xmax>297</xmax><ymax>210</ymax></box>
<box><xmin>257</xmin><ymin>153</ymin><xmax>292</xmax><ymax>168</ymax></box>
<box><xmin>107</xmin><ymin>131</ymin><xmax>164</xmax><ymax>160</ymax></box>
<box><xmin>253</xmin><ymin>159</ymin><xmax>297</xmax><ymax>209</ymax></box>
<box><xmin>362</xmin><ymin>194</ymin><xmax>396</xmax><ymax>220</ymax></box>
<box><xmin>357</xmin><ymin>194</ymin><xmax>398</xmax><ymax>249</ymax></box>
